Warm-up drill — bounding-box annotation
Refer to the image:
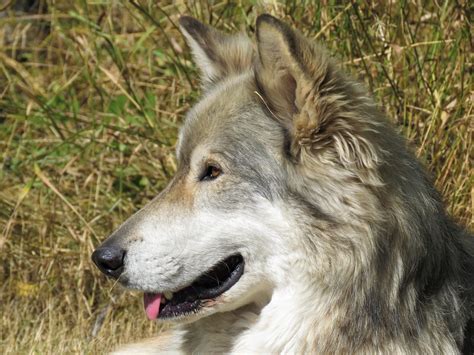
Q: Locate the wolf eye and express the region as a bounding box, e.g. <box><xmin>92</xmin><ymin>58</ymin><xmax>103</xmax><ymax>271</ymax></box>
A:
<box><xmin>200</xmin><ymin>164</ymin><xmax>222</xmax><ymax>181</ymax></box>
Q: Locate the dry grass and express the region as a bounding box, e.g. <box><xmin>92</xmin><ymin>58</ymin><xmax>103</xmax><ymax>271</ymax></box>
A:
<box><xmin>0</xmin><ymin>1</ymin><xmax>472</xmax><ymax>353</ymax></box>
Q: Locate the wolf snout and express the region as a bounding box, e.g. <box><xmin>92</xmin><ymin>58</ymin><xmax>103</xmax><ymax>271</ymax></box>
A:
<box><xmin>92</xmin><ymin>245</ymin><xmax>126</xmax><ymax>278</ymax></box>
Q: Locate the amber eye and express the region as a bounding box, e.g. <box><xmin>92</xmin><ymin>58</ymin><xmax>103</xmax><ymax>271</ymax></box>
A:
<box><xmin>200</xmin><ymin>164</ymin><xmax>222</xmax><ymax>181</ymax></box>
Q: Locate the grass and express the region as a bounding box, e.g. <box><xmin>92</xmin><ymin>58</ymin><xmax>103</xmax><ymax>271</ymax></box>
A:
<box><xmin>0</xmin><ymin>0</ymin><xmax>471</xmax><ymax>353</ymax></box>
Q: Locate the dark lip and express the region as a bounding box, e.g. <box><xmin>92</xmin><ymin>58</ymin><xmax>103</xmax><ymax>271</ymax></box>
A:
<box><xmin>158</xmin><ymin>254</ymin><xmax>245</xmax><ymax>319</ymax></box>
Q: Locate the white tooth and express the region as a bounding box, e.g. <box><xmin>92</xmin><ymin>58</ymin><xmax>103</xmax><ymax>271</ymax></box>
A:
<box><xmin>164</xmin><ymin>291</ymin><xmax>173</xmax><ymax>300</ymax></box>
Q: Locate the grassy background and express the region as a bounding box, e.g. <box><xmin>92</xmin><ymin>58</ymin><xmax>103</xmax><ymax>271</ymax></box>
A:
<box><xmin>0</xmin><ymin>0</ymin><xmax>471</xmax><ymax>353</ymax></box>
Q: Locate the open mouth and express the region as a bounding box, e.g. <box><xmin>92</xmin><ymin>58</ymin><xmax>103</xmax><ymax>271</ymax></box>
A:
<box><xmin>144</xmin><ymin>254</ymin><xmax>244</xmax><ymax>320</ymax></box>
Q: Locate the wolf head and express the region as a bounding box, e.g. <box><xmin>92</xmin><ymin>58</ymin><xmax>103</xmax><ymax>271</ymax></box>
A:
<box><xmin>92</xmin><ymin>15</ymin><xmax>460</xmax><ymax>329</ymax></box>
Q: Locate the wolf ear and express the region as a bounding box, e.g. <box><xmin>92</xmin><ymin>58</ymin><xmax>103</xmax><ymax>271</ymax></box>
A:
<box><xmin>255</xmin><ymin>14</ymin><xmax>326</xmax><ymax>119</ymax></box>
<box><xmin>255</xmin><ymin>14</ymin><xmax>379</xmax><ymax>173</ymax></box>
<box><xmin>255</xmin><ymin>14</ymin><xmax>335</xmax><ymax>157</ymax></box>
<box><xmin>179</xmin><ymin>16</ymin><xmax>254</xmax><ymax>90</ymax></box>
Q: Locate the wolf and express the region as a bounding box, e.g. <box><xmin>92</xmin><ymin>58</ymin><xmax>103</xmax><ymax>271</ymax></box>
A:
<box><xmin>92</xmin><ymin>15</ymin><xmax>474</xmax><ymax>354</ymax></box>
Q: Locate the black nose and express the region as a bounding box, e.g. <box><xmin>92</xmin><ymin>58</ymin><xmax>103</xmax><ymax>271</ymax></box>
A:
<box><xmin>92</xmin><ymin>246</ymin><xmax>125</xmax><ymax>278</ymax></box>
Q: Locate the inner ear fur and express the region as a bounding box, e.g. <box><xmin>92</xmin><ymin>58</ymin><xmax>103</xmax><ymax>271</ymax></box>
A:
<box><xmin>179</xmin><ymin>16</ymin><xmax>254</xmax><ymax>90</ymax></box>
<box><xmin>255</xmin><ymin>14</ymin><xmax>382</xmax><ymax>177</ymax></box>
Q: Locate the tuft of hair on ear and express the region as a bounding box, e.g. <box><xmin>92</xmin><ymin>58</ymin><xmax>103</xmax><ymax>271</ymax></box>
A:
<box><xmin>179</xmin><ymin>16</ymin><xmax>254</xmax><ymax>91</ymax></box>
<box><xmin>254</xmin><ymin>14</ymin><xmax>383</xmax><ymax>184</ymax></box>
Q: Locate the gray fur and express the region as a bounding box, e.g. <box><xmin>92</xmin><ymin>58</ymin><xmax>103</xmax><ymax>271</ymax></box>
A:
<box><xmin>94</xmin><ymin>14</ymin><xmax>473</xmax><ymax>354</ymax></box>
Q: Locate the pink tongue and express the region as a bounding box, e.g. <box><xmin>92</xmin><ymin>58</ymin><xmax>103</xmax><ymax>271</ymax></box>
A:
<box><xmin>144</xmin><ymin>293</ymin><xmax>162</xmax><ymax>320</ymax></box>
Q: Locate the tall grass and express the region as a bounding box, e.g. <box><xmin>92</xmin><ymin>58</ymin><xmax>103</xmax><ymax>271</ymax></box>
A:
<box><xmin>0</xmin><ymin>1</ymin><xmax>471</xmax><ymax>353</ymax></box>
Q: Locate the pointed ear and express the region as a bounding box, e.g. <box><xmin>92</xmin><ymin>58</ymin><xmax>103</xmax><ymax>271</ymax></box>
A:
<box><xmin>255</xmin><ymin>14</ymin><xmax>380</xmax><ymax>177</ymax></box>
<box><xmin>255</xmin><ymin>14</ymin><xmax>333</xmax><ymax>138</ymax></box>
<box><xmin>179</xmin><ymin>16</ymin><xmax>254</xmax><ymax>90</ymax></box>
<box><xmin>255</xmin><ymin>14</ymin><xmax>329</xmax><ymax>120</ymax></box>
